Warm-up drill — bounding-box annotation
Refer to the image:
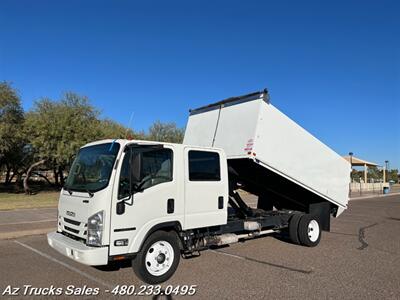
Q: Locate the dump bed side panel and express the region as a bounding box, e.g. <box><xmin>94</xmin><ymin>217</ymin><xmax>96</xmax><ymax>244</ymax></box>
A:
<box><xmin>213</xmin><ymin>100</ymin><xmax>261</xmax><ymax>157</ymax></box>
<box><xmin>184</xmin><ymin>94</ymin><xmax>350</xmax><ymax>210</ymax></box>
<box><xmin>183</xmin><ymin>108</ymin><xmax>221</xmax><ymax>147</ymax></box>
<box><xmin>254</xmin><ymin>104</ymin><xmax>350</xmax><ymax>208</ymax></box>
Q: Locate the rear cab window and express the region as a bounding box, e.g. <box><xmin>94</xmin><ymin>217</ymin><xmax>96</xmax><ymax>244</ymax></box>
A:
<box><xmin>188</xmin><ymin>150</ymin><xmax>221</xmax><ymax>181</ymax></box>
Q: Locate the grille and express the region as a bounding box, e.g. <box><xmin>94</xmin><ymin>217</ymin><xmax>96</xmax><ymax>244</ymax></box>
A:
<box><xmin>64</xmin><ymin>226</ymin><xmax>79</xmax><ymax>234</ymax></box>
<box><xmin>61</xmin><ymin>216</ymin><xmax>87</xmax><ymax>241</ymax></box>
<box><xmin>64</xmin><ymin>217</ymin><xmax>81</xmax><ymax>226</ymax></box>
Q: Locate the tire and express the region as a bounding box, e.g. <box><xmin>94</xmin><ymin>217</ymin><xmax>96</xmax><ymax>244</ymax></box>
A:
<box><xmin>132</xmin><ymin>230</ymin><xmax>180</xmax><ymax>284</ymax></box>
<box><xmin>298</xmin><ymin>214</ymin><xmax>321</xmax><ymax>247</ymax></box>
<box><xmin>288</xmin><ymin>214</ymin><xmax>303</xmax><ymax>245</ymax></box>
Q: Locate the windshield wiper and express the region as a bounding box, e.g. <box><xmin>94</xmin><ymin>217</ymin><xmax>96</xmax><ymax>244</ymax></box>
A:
<box><xmin>86</xmin><ymin>189</ymin><xmax>94</xmax><ymax>198</ymax></box>
<box><xmin>64</xmin><ymin>185</ymin><xmax>73</xmax><ymax>195</ymax></box>
<box><xmin>64</xmin><ymin>185</ymin><xmax>94</xmax><ymax>197</ymax></box>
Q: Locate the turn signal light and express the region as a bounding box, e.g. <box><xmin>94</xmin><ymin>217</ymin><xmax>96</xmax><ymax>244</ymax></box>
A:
<box><xmin>114</xmin><ymin>239</ymin><xmax>128</xmax><ymax>247</ymax></box>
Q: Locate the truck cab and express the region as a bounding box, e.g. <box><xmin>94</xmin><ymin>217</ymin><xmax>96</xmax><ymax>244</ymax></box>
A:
<box><xmin>48</xmin><ymin>139</ymin><xmax>228</xmax><ymax>283</ymax></box>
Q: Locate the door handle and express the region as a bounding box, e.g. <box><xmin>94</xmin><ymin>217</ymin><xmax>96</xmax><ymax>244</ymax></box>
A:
<box><xmin>167</xmin><ymin>198</ymin><xmax>174</xmax><ymax>214</ymax></box>
<box><xmin>218</xmin><ymin>196</ymin><xmax>224</xmax><ymax>209</ymax></box>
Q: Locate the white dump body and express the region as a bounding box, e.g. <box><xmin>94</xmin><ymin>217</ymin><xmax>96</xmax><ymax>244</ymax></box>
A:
<box><xmin>184</xmin><ymin>91</ymin><xmax>350</xmax><ymax>213</ymax></box>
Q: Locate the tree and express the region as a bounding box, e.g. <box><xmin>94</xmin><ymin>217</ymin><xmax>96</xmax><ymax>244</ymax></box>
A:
<box><xmin>367</xmin><ymin>166</ymin><xmax>381</xmax><ymax>181</ymax></box>
<box><xmin>23</xmin><ymin>93</ymin><xmax>100</xmax><ymax>193</ymax></box>
<box><xmin>147</xmin><ymin>121</ymin><xmax>184</xmax><ymax>143</ymax></box>
<box><xmin>22</xmin><ymin>93</ymin><xmax>140</xmax><ymax>193</ymax></box>
<box><xmin>0</xmin><ymin>85</ymin><xmax>184</xmax><ymax>193</ymax></box>
<box><xmin>388</xmin><ymin>169</ymin><xmax>399</xmax><ymax>182</ymax></box>
<box><xmin>1</xmin><ymin>143</ymin><xmax>32</xmax><ymax>186</ymax></box>
<box><xmin>96</xmin><ymin>119</ymin><xmax>134</xmax><ymax>140</ymax></box>
<box><xmin>0</xmin><ymin>82</ymin><xmax>25</xmax><ymax>184</ymax></box>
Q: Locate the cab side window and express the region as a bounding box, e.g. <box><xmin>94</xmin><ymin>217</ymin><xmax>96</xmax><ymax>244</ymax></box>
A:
<box><xmin>118</xmin><ymin>148</ymin><xmax>173</xmax><ymax>199</ymax></box>
<box><xmin>188</xmin><ymin>150</ymin><xmax>220</xmax><ymax>181</ymax></box>
<box><xmin>139</xmin><ymin>149</ymin><xmax>173</xmax><ymax>189</ymax></box>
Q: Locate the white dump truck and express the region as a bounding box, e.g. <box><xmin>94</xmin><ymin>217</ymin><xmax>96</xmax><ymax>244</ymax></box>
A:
<box><xmin>47</xmin><ymin>90</ymin><xmax>350</xmax><ymax>284</ymax></box>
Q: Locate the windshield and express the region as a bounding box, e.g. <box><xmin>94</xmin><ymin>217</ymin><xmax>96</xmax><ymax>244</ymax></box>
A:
<box><xmin>64</xmin><ymin>142</ymin><xmax>120</xmax><ymax>193</ymax></box>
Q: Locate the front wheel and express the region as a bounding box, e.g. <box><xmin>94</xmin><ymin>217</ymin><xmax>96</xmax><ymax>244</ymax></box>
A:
<box><xmin>132</xmin><ymin>231</ymin><xmax>180</xmax><ymax>284</ymax></box>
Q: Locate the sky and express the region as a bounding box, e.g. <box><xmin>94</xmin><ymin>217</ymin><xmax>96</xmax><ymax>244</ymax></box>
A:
<box><xmin>1</xmin><ymin>0</ymin><xmax>399</xmax><ymax>169</ymax></box>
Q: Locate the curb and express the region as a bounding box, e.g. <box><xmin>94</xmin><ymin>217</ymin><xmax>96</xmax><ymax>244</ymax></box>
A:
<box><xmin>350</xmin><ymin>192</ymin><xmax>400</xmax><ymax>201</ymax></box>
<box><xmin>0</xmin><ymin>227</ymin><xmax>54</xmax><ymax>240</ymax></box>
<box><xmin>0</xmin><ymin>206</ymin><xmax>57</xmax><ymax>212</ymax></box>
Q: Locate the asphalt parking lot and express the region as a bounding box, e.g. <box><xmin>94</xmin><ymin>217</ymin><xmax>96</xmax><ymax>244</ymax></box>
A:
<box><xmin>0</xmin><ymin>194</ymin><xmax>399</xmax><ymax>300</ymax></box>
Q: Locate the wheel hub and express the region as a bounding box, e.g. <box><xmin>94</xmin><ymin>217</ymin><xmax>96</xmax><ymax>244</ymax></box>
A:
<box><xmin>307</xmin><ymin>220</ymin><xmax>320</xmax><ymax>242</ymax></box>
<box><xmin>156</xmin><ymin>253</ymin><xmax>166</xmax><ymax>264</ymax></box>
<box><xmin>145</xmin><ymin>240</ymin><xmax>174</xmax><ymax>276</ymax></box>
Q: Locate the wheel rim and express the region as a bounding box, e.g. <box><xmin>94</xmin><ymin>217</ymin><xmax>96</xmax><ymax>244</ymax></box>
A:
<box><xmin>307</xmin><ymin>220</ymin><xmax>320</xmax><ymax>242</ymax></box>
<box><xmin>145</xmin><ymin>240</ymin><xmax>174</xmax><ymax>276</ymax></box>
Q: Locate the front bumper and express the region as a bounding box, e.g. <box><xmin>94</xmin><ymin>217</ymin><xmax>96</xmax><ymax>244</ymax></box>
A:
<box><xmin>47</xmin><ymin>231</ymin><xmax>108</xmax><ymax>266</ymax></box>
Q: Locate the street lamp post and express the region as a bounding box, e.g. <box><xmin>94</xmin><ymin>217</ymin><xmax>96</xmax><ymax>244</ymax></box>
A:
<box><xmin>385</xmin><ymin>160</ymin><xmax>389</xmax><ymax>183</ymax></box>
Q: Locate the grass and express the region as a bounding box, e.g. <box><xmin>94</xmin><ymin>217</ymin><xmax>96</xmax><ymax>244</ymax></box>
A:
<box><xmin>0</xmin><ymin>191</ymin><xmax>59</xmax><ymax>210</ymax></box>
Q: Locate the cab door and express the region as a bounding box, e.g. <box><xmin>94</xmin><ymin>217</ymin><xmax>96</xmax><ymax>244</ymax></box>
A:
<box><xmin>183</xmin><ymin>148</ymin><xmax>228</xmax><ymax>229</ymax></box>
<box><xmin>109</xmin><ymin>145</ymin><xmax>179</xmax><ymax>256</ymax></box>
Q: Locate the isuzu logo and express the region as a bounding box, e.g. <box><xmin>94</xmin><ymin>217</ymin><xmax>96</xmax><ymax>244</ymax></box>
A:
<box><xmin>66</xmin><ymin>211</ymin><xmax>76</xmax><ymax>217</ymax></box>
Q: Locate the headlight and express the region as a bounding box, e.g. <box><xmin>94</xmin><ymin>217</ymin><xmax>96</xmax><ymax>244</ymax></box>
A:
<box><xmin>87</xmin><ymin>210</ymin><xmax>104</xmax><ymax>246</ymax></box>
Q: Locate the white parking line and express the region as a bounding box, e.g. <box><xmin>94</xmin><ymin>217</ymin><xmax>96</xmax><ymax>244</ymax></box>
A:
<box><xmin>0</xmin><ymin>219</ymin><xmax>56</xmax><ymax>226</ymax></box>
<box><xmin>14</xmin><ymin>240</ymin><xmax>113</xmax><ymax>289</ymax></box>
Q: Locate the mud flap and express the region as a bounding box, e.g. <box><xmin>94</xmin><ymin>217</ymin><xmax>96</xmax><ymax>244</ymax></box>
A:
<box><xmin>308</xmin><ymin>202</ymin><xmax>331</xmax><ymax>231</ymax></box>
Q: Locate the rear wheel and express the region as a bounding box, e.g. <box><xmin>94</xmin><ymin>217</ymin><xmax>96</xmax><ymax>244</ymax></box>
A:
<box><xmin>298</xmin><ymin>214</ymin><xmax>321</xmax><ymax>247</ymax></box>
<box><xmin>288</xmin><ymin>213</ymin><xmax>303</xmax><ymax>244</ymax></box>
<box><xmin>132</xmin><ymin>231</ymin><xmax>180</xmax><ymax>284</ymax></box>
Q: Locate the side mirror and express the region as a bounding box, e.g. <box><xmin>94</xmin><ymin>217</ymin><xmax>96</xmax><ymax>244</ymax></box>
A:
<box><xmin>116</xmin><ymin>194</ymin><xmax>134</xmax><ymax>215</ymax></box>
<box><xmin>116</xmin><ymin>201</ymin><xmax>125</xmax><ymax>215</ymax></box>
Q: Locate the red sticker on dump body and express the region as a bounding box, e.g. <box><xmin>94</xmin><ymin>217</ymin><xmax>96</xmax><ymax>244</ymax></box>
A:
<box><xmin>244</xmin><ymin>139</ymin><xmax>254</xmax><ymax>152</ymax></box>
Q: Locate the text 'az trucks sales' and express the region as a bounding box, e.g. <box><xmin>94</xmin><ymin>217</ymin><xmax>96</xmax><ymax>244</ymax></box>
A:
<box><xmin>48</xmin><ymin>90</ymin><xmax>350</xmax><ymax>284</ymax></box>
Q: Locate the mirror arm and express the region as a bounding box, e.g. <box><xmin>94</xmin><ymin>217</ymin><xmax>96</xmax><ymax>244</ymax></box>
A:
<box><xmin>124</xmin><ymin>193</ymin><xmax>134</xmax><ymax>206</ymax></box>
<box><xmin>116</xmin><ymin>193</ymin><xmax>134</xmax><ymax>215</ymax></box>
